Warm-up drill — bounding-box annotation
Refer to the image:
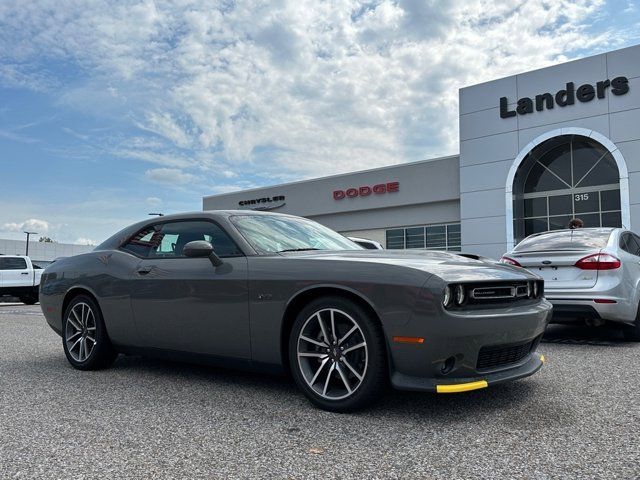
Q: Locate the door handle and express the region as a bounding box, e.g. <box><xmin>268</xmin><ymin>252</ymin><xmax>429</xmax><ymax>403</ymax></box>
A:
<box><xmin>21</xmin><ymin>272</ymin><xmax>29</xmax><ymax>275</ymax></box>
<box><xmin>137</xmin><ymin>266</ymin><xmax>153</xmax><ymax>275</ymax></box>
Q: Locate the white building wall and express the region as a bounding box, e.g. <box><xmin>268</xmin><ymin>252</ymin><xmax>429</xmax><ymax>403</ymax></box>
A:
<box><xmin>459</xmin><ymin>44</ymin><xmax>640</xmax><ymax>259</ymax></box>
<box><xmin>0</xmin><ymin>239</ymin><xmax>94</xmax><ymax>264</ymax></box>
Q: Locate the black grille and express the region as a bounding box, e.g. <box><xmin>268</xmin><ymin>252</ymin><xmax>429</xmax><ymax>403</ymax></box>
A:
<box><xmin>476</xmin><ymin>338</ymin><xmax>537</xmax><ymax>371</ymax></box>
<box><xmin>467</xmin><ymin>282</ymin><xmax>530</xmax><ymax>304</ymax></box>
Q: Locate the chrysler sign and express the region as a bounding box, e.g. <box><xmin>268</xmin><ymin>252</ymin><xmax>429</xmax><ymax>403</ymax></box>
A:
<box><xmin>239</xmin><ymin>195</ymin><xmax>286</xmax><ymax>210</ymax></box>
<box><xmin>500</xmin><ymin>76</ymin><xmax>629</xmax><ymax>118</ymax></box>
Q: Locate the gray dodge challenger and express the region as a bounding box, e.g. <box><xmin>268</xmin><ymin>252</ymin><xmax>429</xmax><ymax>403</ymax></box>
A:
<box><xmin>40</xmin><ymin>211</ymin><xmax>552</xmax><ymax>411</ymax></box>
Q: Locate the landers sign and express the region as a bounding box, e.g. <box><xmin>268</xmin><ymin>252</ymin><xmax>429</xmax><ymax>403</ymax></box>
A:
<box><xmin>500</xmin><ymin>76</ymin><xmax>629</xmax><ymax>118</ymax></box>
<box><xmin>333</xmin><ymin>181</ymin><xmax>399</xmax><ymax>200</ymax></box>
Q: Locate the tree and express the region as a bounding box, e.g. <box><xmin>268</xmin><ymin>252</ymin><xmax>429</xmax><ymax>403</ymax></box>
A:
<box><xmin>39</xmin><ymin>236</ymin><xmax>55</xmax><ymax>243</ymax></box>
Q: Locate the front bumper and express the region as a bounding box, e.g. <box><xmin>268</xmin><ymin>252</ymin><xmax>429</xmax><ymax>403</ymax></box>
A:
<box><xmin>385</xmin><ymin>292</ymin><xmax>552</xmax><ymax>392</ymax></box>
<box><xmin>392</xmin><ymin>352</ymin><xmax>545</xmax><ymax>393</ymax></box>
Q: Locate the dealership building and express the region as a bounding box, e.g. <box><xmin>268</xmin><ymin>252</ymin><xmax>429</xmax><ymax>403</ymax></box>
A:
<box><xmin>0</xmin><ymin>239</ymin><xmax>93</xmax><ymax>266</ymax></box>
<box><xmin>203</xmin><ymin>44</ymin><xmax>640</xmax><ymax>260</ymax></box>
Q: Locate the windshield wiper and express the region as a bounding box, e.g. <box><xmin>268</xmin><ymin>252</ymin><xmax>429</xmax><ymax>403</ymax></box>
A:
<box><xmin>278</xmin><ymin>248</ymin><xmax>320</xmax><ymax>253</ymax></box>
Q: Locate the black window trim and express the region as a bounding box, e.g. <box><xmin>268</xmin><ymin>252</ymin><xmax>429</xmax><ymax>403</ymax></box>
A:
<box><xmin>119</xmin><ymin>218</ymin><xmax>246</xmax><ymax>260</ymax></box>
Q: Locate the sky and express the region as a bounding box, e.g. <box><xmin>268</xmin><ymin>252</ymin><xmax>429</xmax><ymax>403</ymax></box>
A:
<box><xmin>0</xmin><ymin>0</ymin><xmax>639</xmax><ymax>245</ymax></box>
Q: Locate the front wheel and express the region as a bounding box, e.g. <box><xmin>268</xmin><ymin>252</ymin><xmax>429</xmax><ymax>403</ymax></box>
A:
<box><xmin>62</xmin><ymin>295</ymin><xmax>118</xmax><ymax>370</ymax></box>
<box><xmin>289</xmin><ymin>297</ymin><xmax>387</xmax><ymax>412</ymax></box>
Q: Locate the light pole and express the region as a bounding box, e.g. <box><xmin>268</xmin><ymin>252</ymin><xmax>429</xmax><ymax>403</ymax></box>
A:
<box><xmin>148</xmin><ymin>213</ymin><xmax>164</xmax><ymax>217</ymax></box>
<box><xmin>23</xmin><ymin>231</ymin><xmax>37</xmax><ymax>257</ymax></box>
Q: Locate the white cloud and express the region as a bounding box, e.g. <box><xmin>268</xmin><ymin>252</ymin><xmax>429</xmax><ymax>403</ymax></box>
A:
<box><xmin>146</xmin><ymin>196</ymin><xmax>162</xmax><ymax>207</ymax></box>
<box><xmin>61</xmin><ymin>127</ymin><xmax>89</xmax><ymax>141</ymax></box>
<box><xmin>2</xmin><ymin>218</ymin><xmax>50</xmax><ymax>233</ymax></box>
<box><xmin>145</xmin><ymin>168</ymin><xmax>197</xmax><ymax>185</ymax></box>
<box><xmin>0</xmin><ymin>0</ymin><xmax>632</xmax><ymax>185</ymax></box>
<box><xmin>139</xmin><ymin>112</ymin><xmax>192</xmax><ymax>149</ymax></box>
<box><xmin>115</xmin><ymin>148</ymin><xmax>192</xmax><ymax>168</ymax></box>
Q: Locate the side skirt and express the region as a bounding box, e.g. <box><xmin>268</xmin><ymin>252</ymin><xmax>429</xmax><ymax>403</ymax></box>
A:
<box><xmin>114</xmin><ymin>345</ymin><xmax>286</xmax><ymax>376</ymax></box>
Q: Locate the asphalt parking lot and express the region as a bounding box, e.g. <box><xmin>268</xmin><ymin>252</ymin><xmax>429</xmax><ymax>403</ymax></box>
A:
<box><xmin>1</xmin><ymin>304</ymin><xmax>638</xmax><ymax>479</ymax></box>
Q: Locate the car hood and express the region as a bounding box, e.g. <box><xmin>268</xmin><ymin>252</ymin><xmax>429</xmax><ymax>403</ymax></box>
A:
<box><xmin>279</xmin><ymin>250</ymin><xmax>537</xmax><ymax>282</ymax></box>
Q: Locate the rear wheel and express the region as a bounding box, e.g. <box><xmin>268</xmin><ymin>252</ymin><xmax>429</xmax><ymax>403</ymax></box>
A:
<box><xmin>19</xmin><ymin>295</ymin><xmax>37</xmax><ymax>305</ymax></box>
<box><xmin>623</xmin><ymin>303</ymin><xmax>640</xmax><ymax>342</ymax></box>
<box><xmin>623</xmin><ymin>321</ymin><xmax>640</xmax><ymax>342</ymax></box>
<box><xmin>62</xmin><ymin>295</ymin><xmax>118</xmax><ymax>370</ymax></box>
<box><xmin>289</xmin><ymin>297</ymin><xmax>387</xmax><ymax>412</ymax></box>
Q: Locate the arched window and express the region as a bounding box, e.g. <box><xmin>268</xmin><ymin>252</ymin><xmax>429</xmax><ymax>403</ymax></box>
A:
<box><xmin>512</xmin><ymin>135</ymin><xmax>621</xmax><ymax>242</ymax></box>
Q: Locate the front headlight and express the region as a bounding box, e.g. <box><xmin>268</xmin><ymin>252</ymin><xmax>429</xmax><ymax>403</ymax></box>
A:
<box><xmin>443</xmin><ymin>286</ymin><xmax>452</xmax><ymax>307</ymax></box>
<box><xmin>533</xmin><ymin>281</ymin><xmax>539</xmax><ymax>298</ymax></box>
<box><xmin>455</xmin><ymin>285</ymin><xmax>465</xmax><ymax>305</ymax></box>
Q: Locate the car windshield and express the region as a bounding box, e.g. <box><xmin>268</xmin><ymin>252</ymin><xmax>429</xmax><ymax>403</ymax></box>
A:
<box><xmin>231</xmin><ymin>215</ymin><xmax>362</xmax><ymax>254</ymax></box>
<box><xmin>514</xmin><ymin>228</ymin><xmax>613</xmax><ymax>252</ymax></box>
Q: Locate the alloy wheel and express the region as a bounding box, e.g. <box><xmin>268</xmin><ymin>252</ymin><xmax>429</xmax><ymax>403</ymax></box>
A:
<box><xmin>296</xmin><ymin>308</ymin><xmax>368</xmax><ymax>400</ymax></box>
<box><xmin>65</xmin><ymin>302</ymin><xmax>97</xmax><ymax>362</ymax></box>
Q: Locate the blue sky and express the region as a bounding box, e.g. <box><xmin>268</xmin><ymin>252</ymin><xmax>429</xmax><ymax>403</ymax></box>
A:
<box><xmin>0</xmin><ymin>0</ymin><xmax>639</xmax><ymax>244</ymax></box>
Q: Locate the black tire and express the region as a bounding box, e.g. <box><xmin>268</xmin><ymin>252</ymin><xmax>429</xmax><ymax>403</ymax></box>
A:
<box><xmin>19</xmin><ymin>296</ymin><xmax>37</xmax><ymax>305</ymax></box>
<box><xmin>288</xmin><ymin>296</ymin><xmax>387</xmax><ymax>412</ymax></box>
<box><xmin>62</xmin><ymin>295</ymin><xmax>118</xmax><ymax>370</ymax></box>
<box><xmin>623</xmin><ymin>318</ymin><xmax>640</xmax><ymax>342</ymax></box>
<box><xmin>622</xmin><ymin>303</ymin><xmax>640</xmax><ymax>342</ymax></box>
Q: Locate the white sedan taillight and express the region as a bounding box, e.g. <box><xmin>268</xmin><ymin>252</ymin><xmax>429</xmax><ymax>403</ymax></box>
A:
<box><xmin>574</xmin><ymin>253</ymin><xmax>621</xmax><ymax>270</ymax></box>
<box><xmin>499</xmin><ymin>256</ymin><xmax>522</xmax><ymax>267</ymax></box>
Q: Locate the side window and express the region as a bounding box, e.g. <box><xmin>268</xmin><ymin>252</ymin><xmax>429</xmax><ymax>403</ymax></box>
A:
<box><xmin>620</xmin><ymin>233</ymin><xmax>630</xmax><ymax>253</ymax></box>
<box><xmin>0</xmin><ymin>257</ymin><xmax>28</xmax><ymax>270</ymax></box>
<box><xmin>632</xmin><ymin>234</ymin><xmax>640</xmax><ymax>256</ymax></box>
<box><xmin>122</xmin><ymin>221</ymin><xmax>242</xmax><ymax>258</ymax></box>
<box><xmin>121</xmin><ymin>227</ymin><xmax>160</xmax><ymax>257</ymax></box>
<box><xmin>621</xmin><ymin>233</ymin><xmax>640</xmax><ymax>257</ymax></box>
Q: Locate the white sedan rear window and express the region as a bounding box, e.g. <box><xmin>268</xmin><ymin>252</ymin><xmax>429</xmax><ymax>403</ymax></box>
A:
<box><xmin>514</xmin><ymin>229</ymin><xmax>612</xmax><ymax>252</ymax></box>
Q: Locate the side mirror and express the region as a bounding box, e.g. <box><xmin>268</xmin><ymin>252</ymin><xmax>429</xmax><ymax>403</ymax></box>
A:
<box><xmin>183</xmin><ymin>240</ymin><xmax>223</xmax><ymax>267</ymax></box>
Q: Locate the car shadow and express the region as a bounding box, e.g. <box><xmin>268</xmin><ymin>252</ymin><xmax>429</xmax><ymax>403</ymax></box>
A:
<box><xmin>27</xmin><ymin>351</ymin><xmax>556</xmax><ymax>426</ymax></box>
<box><xmin>112</xmin><ymin>355</ymin><xmax>547</xmax><ymax>419</ymax></box>
<box><xmin>111</xmin><ymin>354</ymin><xmax>298</xmax><ymax>393</ymax></box>
<box><xmin>541</xmin><ymin>323</ymin><xmax>629</xmax><ymax>346</ymax></box>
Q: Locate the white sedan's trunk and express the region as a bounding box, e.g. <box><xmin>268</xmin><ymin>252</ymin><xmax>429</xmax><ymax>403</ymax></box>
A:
<box><xmin>508</xmin><ymin>249</ymin><xmax>600</xmax><ymax>290</ymax></box>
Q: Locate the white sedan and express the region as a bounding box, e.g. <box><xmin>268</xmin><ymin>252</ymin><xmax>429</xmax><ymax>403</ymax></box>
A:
<box><xmin>501</xmin><ymin>228</ymin><xmax>640</xmax><ymax>340</ymax></box>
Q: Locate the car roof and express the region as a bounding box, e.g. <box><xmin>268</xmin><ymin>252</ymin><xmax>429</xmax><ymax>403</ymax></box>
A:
<box><xmin>153</xmin><ymin>210</ymin><xmax>299</xmax><ymax>221</ymax></box>
<box><xmin>94</xmin><ymin>210</ymin><xmax>305</xmax><ymax>251</ymax></box>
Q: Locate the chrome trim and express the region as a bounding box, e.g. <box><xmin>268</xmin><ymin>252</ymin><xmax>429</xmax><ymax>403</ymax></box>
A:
<box><xmin>471</xmin><ymin>286</ymin><xmax>516</xmax><ymax>300</ymax></box>
<box><xmin>471</xmin><ymin>283</ymin><xmax>531</xmax><ymax>300</ymax></box>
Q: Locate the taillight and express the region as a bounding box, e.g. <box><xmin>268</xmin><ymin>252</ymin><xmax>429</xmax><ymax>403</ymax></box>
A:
<box><xmin>574</xmin><ymin>253</ymin><xmax>621</xmax><ymax>270</ymax></box>
<box><xmin>499</xmin><ymin>256</ymin><xmax>521</xmax><ymax>267</ymax></box>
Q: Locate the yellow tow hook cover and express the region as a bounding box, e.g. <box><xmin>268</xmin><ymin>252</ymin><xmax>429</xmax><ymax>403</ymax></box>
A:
<box><xmin>436</xmin><ymin>380</ymin><xmax>488</xmax><ymax>393</ymax></box>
